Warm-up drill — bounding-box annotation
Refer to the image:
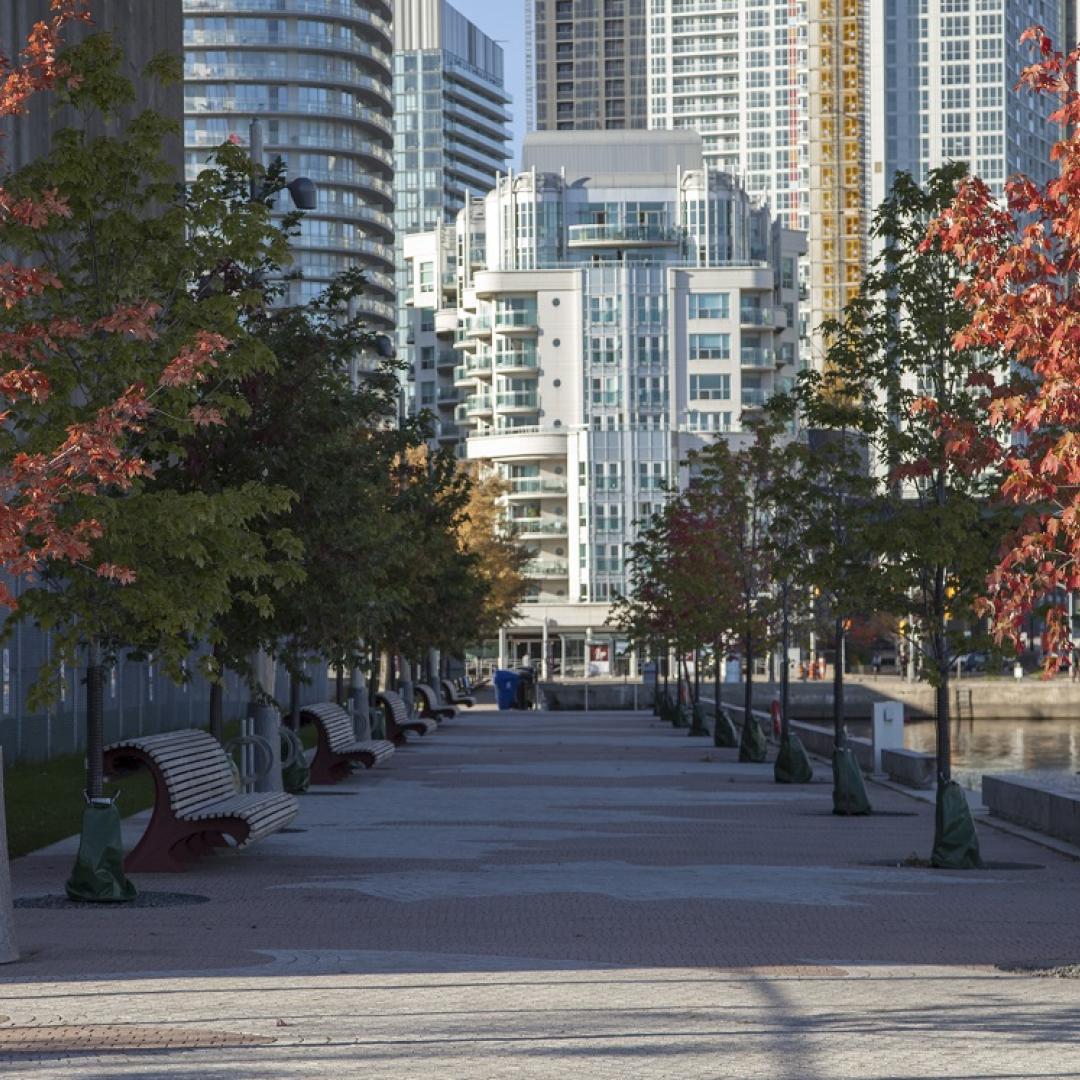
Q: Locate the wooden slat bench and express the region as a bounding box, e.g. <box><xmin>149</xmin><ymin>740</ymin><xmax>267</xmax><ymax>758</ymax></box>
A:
<box><xmin>299</xmin><ymin>702</ymin><xmax>395</xmax><ymax>785</ymax></box>
<box><xmin>415</xmin><ymin>683</ymin><xmax>456</xmax><ymax>723</ymax></box>
<box><xmin>441</xmin><ymin>678</ymin><xmax>476</xmax><ymax>707</ymax></box>
<box><xmin>104</xmin><ymin>729</ymin><xmax>297</xmax><ymax>873</ymax></box>
<box><xmin>376</xmin><ymin>690</ymin><xmax>437</xmax><ymax>745</ymax></box>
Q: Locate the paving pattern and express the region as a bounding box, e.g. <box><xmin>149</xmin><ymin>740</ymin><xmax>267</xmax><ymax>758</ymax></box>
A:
<box><xmin>2</xmin><ymin>706</ymin><xmax>1079</xmax><ymax>1077</ymax></box>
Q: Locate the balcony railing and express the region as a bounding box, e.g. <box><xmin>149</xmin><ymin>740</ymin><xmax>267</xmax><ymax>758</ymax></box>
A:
<box><xmin>494</xmin><ymin>349</ymin><xmax>539</xmax><ymax>371</ymax></box>
<box><xmin>464</xmin><ymin>315</ymin><xmax>492</xmax><ymax>336</ymax></box>
<box><xmin>567</xmin><ymin>223</ymin><xmax>682</xmax><ymax>247</ymax></box>
<box><xmin>514</xmin><ymin>520</ymin><xmax>568</xmax><ymax>535</ymax></box>
<box><xmin>496</xmin><ymin>390</ymin><xmax>539</xmax><ymax>410</ymax></box>
<box><xmin>493</xmin><ymin>308</ymin><xmax>538</xmax><ymax>331</ymax></box>
<box><xmin>741</xmin><ymin>388</ymin><xmax>767</xmax><ymax>408</ymax></box>
<box><xmin>465</xmin><ymin>394</ymin><xmax>493</xmax><ymax>414</ymax></box>
<box><xmin>524</xmin><ymin>560</ymin><xmax>569</xmax><ymax>577</ymax></box>
<box><xmin>740</xmin><ymin>347</ymin><xmax>775</xmax><ymax>369</ymax></box>
<box><xmin>740</xmin><ymin>306</ymin><xmax>774</xmax><ymax>326</ymax></box>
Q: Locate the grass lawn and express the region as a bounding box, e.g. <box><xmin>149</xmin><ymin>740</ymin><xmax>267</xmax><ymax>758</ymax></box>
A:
<box><xmin>3</xmin><ymin>721</ymin><xmax>318</xmax><ymax>858</ymax></box>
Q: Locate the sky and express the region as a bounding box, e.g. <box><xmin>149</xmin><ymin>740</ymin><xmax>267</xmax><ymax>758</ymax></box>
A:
<box><xmin>450</xmin><ymin>0</ymin><xmax>528</xmax><ymax>163</ymax></box>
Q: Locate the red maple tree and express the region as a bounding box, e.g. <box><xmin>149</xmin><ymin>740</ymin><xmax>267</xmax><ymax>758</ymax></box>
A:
<box><xmin>0</xmin><ymin>1</ymin><xmax>226</xmax><ymax>607</ymax></box>
<box><xmin>925</xmin><ymin>26</ymin><xmax>1080</xmax><ymax>670</ymax></box>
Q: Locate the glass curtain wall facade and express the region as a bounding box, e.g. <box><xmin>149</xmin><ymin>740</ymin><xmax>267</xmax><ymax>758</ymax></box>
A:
<box><xmin>183</xmin><ymin>0</ymin><xmax>395</xmax><ymax>328</ymax></box>
<box><xmin>395</xmin><ymin>0</ymin><xmax>511</xmax><ymax>437</ymax></box>
<box><xmin>531</xmin><ymin>0</ymin><xmax>647</xmax><ymax>131</ymax></box>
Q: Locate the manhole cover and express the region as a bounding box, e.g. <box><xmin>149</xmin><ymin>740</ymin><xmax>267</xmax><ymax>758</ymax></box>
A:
<box><xmin>15</xmin><ymin>892</ymin><xmax>210</xmax><ymax>910</ymax></box>
<box><xmin>0</xmin><ymin>1024</ymin><xmax>274</xmax><ymax>1055</ymax></box>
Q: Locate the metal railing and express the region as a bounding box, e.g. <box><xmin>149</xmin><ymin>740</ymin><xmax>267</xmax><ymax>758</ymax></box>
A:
<box><xmin>568</xmin><ymin>223</ymin><xmax>683</xmax><ymax>245</ymax></box>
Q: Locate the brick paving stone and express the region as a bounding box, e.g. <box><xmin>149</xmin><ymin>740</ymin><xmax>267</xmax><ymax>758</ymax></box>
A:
<box><xmin>2</xmin><ymin>706</ymin><xmax>1079</xmax><ymax>1078</ymax></box>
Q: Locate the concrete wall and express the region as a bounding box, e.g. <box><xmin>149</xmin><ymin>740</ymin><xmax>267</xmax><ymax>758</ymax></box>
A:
<box><xmin>0</xmin><ymin>0</ymin><xmax>183</xmax><ymax>176</ymax></box>
<box><xmin>983</xmin><ymin>775</ymin><xmax>1080</xmax><ymax>846</ymax></box>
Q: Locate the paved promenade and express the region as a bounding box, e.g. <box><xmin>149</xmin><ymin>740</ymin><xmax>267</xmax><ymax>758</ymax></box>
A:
<box><xmin>2</xmin><ymin>706</ymin><xmax>1079</xmax><ymax>1077</ymax></box>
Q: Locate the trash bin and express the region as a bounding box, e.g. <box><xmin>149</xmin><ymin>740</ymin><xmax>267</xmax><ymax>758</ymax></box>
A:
<box><xmin>515</xmin><ymin>667</ymin><xmax>536</xmax><ymax>709</ymax></box>
<box><xmin>493</xmin><ymin>669</ymin><xmax>520</xmax><ymax>710</ymax></box>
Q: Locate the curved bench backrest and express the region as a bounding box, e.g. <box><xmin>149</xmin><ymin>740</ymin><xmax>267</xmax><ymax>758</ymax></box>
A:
<box><xmin>375</xmin><ymin>691</ymin><xmax>408</xmax><ymax>722</ymax></box>
<box><xmin>300</xmin><ymin>702</ymin><xmax>357</xmax><ymax>752</ymax></box>
<box><xmin>415</xmin><ymin>684</ymin><xmax>442</xmax><ymax>709</ymax></box>
<box><xmin>106</xmin><ymin>729</ymin><xmax>236</xmax><ymax>816</ymax></box>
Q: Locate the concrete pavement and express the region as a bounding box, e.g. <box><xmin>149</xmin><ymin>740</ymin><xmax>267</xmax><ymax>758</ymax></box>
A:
<box><xmin>1</xmin><ymin>706</ymin><xmax>1078</xmax><ymax>1077</ymax></box>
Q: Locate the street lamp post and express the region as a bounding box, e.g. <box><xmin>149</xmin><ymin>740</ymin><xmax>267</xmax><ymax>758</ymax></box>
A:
<box><xmin>245</xmin><ymin>117</ymin><xmax>318</xmax><ymax>792</ymax></box>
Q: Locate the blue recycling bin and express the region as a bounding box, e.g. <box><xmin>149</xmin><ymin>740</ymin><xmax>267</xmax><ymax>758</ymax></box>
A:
<box><xmin>493</xmin><ymin>669</ymin><xmax>520</xmax><ymax>710</ymax></box>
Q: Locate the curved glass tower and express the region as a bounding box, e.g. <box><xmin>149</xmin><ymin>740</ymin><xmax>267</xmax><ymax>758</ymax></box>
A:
<box><xmin>183</xmin><ymin>0</ymin><xmax>395</xmax><ymax>329</ymax></box>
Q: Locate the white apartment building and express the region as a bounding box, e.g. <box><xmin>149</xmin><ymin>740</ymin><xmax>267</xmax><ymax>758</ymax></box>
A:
<box><xmin>404</xmin><ymin>131</ymin><xmax>804</xmax><ymax>674</ymax></box>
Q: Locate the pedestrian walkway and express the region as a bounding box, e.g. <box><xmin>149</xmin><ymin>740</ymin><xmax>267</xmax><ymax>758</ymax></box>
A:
<box><xmin>2</xmin><ymin>707</ymin><xmax>1079</xmax><ymax>1077</ymax></box>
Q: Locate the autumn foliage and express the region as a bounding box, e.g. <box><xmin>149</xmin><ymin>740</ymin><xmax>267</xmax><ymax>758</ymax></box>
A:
<box><xmin>0</xmin><ymin>2</ymin><xmax>227</xmax><ymax>607</ymax></box>
<box><xmin>925</xmin><ymin>27</ymin><xmax>1080</xmax><ymax>667</ymax></box>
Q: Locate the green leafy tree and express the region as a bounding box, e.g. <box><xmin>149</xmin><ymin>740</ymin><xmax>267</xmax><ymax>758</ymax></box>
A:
<box><xmin>791</xmin><ymin>166</ymin><xmax>1008</xmax><ymax>855</ymax></box>
<box><xmin>154</xmin><ymin>270</ymin><xmax>406</xmax><ymax>730</ymax></box>
<box><xmin>1</xmin><ymin>32</ymin><xmax>299</xmax><ymax>794</ymax></box>
<box><xmin>685</xmin><ymin>428</ymin><xmax>781</xmax><ymax>760</ymax></box>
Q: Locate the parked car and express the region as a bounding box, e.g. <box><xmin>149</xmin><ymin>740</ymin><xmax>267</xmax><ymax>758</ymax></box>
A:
<box><xmin>961</xmin><ymin>651</ymin><xmax>987</xmax><ymax>673</ymax></box>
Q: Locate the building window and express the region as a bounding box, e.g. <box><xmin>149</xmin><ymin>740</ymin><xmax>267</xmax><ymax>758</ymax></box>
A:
<box><xmin>689</xmin><ymin>374</ymin><xmax>731</xmax><ymax>400</ymax></box>
<box><xmin>419</xmin><ymin>262</ymin><xmax>435</xmax><ymax>293</ymax></box>
<box><xmin>689</xmin><ymin>333</ymin><xmax>730</xmax><ymax>360</ymax></box>
<box><xmin>688</xmin><ymin>293</ymin><xmax>730</xmax><ymax>319</ymax></box>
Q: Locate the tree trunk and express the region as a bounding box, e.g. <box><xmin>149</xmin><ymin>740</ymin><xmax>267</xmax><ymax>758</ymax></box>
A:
<box><xmin>780</xmin><ymin>581</ymin><xmax>790</xmax><ymax>743</ymax></box>
<box><xmin>208</xmin><ymin>641</ymin><xmax>224</xmax><ymax>742</ymax></box>
<box><xmin>693</xmin><ymin>649</ymin><xmax>701</xmax><ymax>704</ymax></box>
<box><xmin>936</xmin><ymin>669</ymin><xmax>951</xmax><ymax>783</ymax></box>
<box><xmin>714</xmin><ymin>641</ymin><xmax>722</xmax><ymax>713</ymax></box>
<box><xmin>335</xmin><ymin>663</ymin><xmax>345</xmax><ymax>707</ymax></box>
<box><xmin>0</xmin><ymin>752</ymin><xmax>19</xmax><ymax>962</ymax></box>
<box><xmin>85</xmin><ymin>644</ymin><xmax>105</xmax><ymax>799</ymax></box>
<box><xmin>833</xmin><ymin>615</ymin><xmax>846</xmax><ymax>749</ymax></box>
<box><xmin>288</xmin><ymin>670</ymin><xmax>301</xmax><ymax>731</ymax></box>
<box><xmin>743</xmin><ymin>626</ymin><xmax>753</xmax><ymax>724</ymax></box>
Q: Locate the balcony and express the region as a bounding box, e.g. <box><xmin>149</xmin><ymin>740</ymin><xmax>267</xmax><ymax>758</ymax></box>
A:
<box><xmin>465</xmin><ymin>393</ymin><xmax>493</xmax><ymax>417</ymax></box>
<box><xmin>466</xmin><ymin>354</ymin><xmax>493</xmax><ymax>377</ymax></box>
<box><xmin>495</xmin><ymin>390</ymin><xmax>540</xmax><ymax>412</ymax></box>
<box><xmin>494</xmin><ymin>348</ymin><xmax>539</xmax><ymax>374</ymax></box>
<box><xmin>435</xmin><ymin>309</ymin><xmax>459</xmax><ymax>336</ymax></box>
<box><xmin>453</xmin><ymin>364</ymin><xmax>477</xmax><ymax>387</ymax></box>
<box><xmin>740</xmin><ymin>305</ymin><xmax>775</xmax><ymax>327</ymax></box>
<box><xmin>437</xmin><ymin>386</ymin><xmax>461</xmax><ymax>404</ymax></box>
<box><xmin>493</xmin><ymin>308</ymin><xmax>539</xmax><ymax>334</ymax></box>
<box><xmin>515</xmin><ymin>520</ymin><xmax>569</xmax><ymax>538</ymax></box>
<box><xmin>465</xmin><ymin>314</ymin><xmax>492</xmax><ymax>338</ymax></box>
<box><xmin>524</xmin><ymin>559</ymin><xmax>569</xmax><ymax>578</ymax></box>
<box><xmin>567</xmin><ymin>223</ymin><xmax>683</xmax><ymax>248</ymax></box>
<box><xmin>741</xmin><ymin>388</ymin><xmax>767</xmax><ymax>409</ymax></box>
<box><xmin>740</xmin><ymin>347</ymin><xmax>776</xmax><ymax>370</ymax></box>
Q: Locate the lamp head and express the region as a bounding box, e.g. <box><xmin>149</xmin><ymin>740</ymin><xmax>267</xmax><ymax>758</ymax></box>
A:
<box><xmin>286</xmin><ymin>177</ymin><xmax>318</xmax><ymax>210</ymax></box>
